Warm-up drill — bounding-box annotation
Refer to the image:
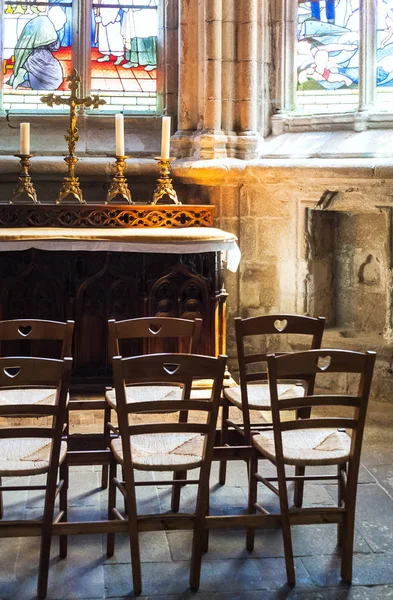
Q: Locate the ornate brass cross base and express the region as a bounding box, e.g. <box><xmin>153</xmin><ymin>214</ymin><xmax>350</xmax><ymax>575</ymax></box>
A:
<box><xmin>41</xmin><ymin>69</ymin><xmax>106</xmax><ymax>204</ymax></box>
<box><xmin>106</xmin><ymin>156</ymin><xmax>133</xmax><ymax>204</ymax></box>
<box><xmin>151</xmin><ymin>158</ymin><xmax>181</xmax><ymax>205</ymax></box>
<box><xmin>11</xmin><ymin>154</ymin><xmax>39</xmax><ymax>204</ymax></box>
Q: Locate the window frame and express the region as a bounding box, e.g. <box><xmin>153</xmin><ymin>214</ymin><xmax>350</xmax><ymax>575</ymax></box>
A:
<box><xmin>272</xmin><ymin>0</ymin><xmax>393</xmax><ymax>134</ymax></box>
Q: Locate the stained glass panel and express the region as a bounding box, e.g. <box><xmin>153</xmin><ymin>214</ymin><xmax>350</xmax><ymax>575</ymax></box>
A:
<box><xmin>91</xmin><ymin>0</ymin><xmax>158</xmax><ymax>113</ymax></box>
<box><xmin>297</xmin><ymin>1</ymin><xmax>360</xmax><ymax>113</ymax></box>
<box><xmin>3</xmin><ymin>0</ymin><xmax>73</xmax><ymax>111</ymax></box>
<box><xmin>377</xmin><ymin>0</ymin><xmax>393</xmax><ymax>108</ymax></box>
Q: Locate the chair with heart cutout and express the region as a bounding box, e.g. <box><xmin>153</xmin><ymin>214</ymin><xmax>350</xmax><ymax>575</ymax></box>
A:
<box><xmin>0</xmin><ymin>355</ymin><xmax>73</xmax><ymax>599</ymax></box>
<box><xmin>246</xmin><ymin>349</ymin><xmax>375</xmax><ymax>587</ymax></box>
<box><xmin>106</xmin><ymin>352</ymin><xmax>226</xmax><ymax>595</ymax></box>
<box><xmin>0</xmin><ymin>319</ymin><xmax>74</xmax><ymax>519</ymax></box>
<box><xmin>103</xmin><ymin>316</ymin><xmax>203</xmax><ymax>509</ymax></box>
<box><xmin>220</xmin><ymin>314</ymin><xmax>325</xmax><ymax>507</ymax></box>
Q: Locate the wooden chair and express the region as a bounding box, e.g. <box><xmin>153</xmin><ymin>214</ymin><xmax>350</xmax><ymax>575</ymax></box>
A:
<box><xmin>102</xmin><ymin>316</ymin><xmax>202</xmax><ymax>499</ymax></box>
<box><xmin>246</xmin><ymin>349</ymin><xmax>375</xmax><ymax>587</ymax></box>
<box><xmin>107</xmin><ymin>352</ymin><xmax>226</xmax><ymax>595</ymax></box>
<box><xmin>0</xmin><ymin>355</ymin><xmax>72</xmax><ymax>599</ymax></box>
<box><xmin>220</xmin><ymin>314</ymin><xmax>325</xmax><ymax>506</ymax></box>
<box><xmin>0</xmin><ymin>319</ymin><xmax>74</xmax><ymax>518</ymax></box>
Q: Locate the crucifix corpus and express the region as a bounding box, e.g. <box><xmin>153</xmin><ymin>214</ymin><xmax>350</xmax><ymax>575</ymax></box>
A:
<box><xmin>41</xmin><ymin>69</ymin><xmax>106</xmax><ymax>204</ymax></box>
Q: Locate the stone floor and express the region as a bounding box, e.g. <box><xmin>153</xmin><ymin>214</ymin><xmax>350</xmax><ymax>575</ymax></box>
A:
<box><xmin>0</xmin><ymin>400</ymin><xmax>392</xmax><ymax>600</ymax></box>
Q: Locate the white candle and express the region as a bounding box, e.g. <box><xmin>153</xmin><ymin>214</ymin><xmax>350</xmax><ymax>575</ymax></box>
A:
<box><xmin>161</xmin><ymin>116</ymin><xmax>171</xmax><ymax>160</ymax></box>
<box><xmin>20</xmin><ymin>122</ymin><xmax>30</xmax><ymax>155</ymax></box>
<box><xmin>115</xmin><ymin>114</ymin><xmax>125</xmax><ymax>157</ymax></box>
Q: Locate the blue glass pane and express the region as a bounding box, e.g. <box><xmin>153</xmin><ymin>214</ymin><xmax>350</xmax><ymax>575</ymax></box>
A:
<box><xmin>377</xmin><ymin>0</ymin><xmax>393</xmax><ymax>87</ymax></box>
<box><xmin>297</xmin><ymin>1</ymin><xmax>360</xmax><ymax>112</ymax></box>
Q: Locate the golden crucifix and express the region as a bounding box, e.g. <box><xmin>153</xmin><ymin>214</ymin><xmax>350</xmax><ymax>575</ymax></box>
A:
<box><xmin>41</xmin><ymin>69</ymin><xmax>106</xmax><ymax>204</ymax></box>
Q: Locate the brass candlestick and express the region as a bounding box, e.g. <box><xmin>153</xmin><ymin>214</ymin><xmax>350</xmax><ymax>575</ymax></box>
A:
<box><xmin>41</xmin><ymin>69</ymin><xmax>106</xmax><ymax>204</ymax></box>
<box><xmin>151</xmin><ymin>158</ymin><xmax>180</xmax><ymax>205</ymax></box>
<box><xmin>106</xmin><ymin>156</ymin><xmax>133</xmax><ymax>204</ymax></box>
<box><xmin>11</xmin><ymin>154</ymin><xmax>39</xmax><ymax>204</ymax></box>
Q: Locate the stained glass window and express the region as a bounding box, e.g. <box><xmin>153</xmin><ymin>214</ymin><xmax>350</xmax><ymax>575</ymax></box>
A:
<box><xmin>91</xmin><ymin>0</ymin><xmax>158</xmax><ymax>113</ymax></box>
<box><xmin>297</xmin><ymin>1</ymin><xmax>360</xmax><ymax>113</ymax></box>
<box><xmin>377</xmin><ymin>0</ymin><xmax>393</xmax><ymax>109</ymax></box>
<box><xmin>3</xmin><ymin>0</ymin><xmax>73</xmax><ymax>111</ymax></box>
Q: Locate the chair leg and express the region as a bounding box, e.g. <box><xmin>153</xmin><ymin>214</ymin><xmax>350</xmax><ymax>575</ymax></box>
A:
<box><xmin>341</xmin><ymin>469</ymin><xmax>357</xmax><ymax>584</ymax></box>
<box><xmin>293</xmin><ymin>466</ymin><xmax>305</xmax><ymax>508</ymax></box>
<box><xmin>219</xmin><ymin>403</ymin><xmax>229</xmax><ymax>485</ymax></box>
<box><xmin>246</xmin><ymin>453</ymin><xmax>258</xmax><ymax>552</ymax></box>
<box><xmin>171</xmin><ymin>470</ymin><xmax>186</xmax><ymax>512</ymax></box>
<box><xmin>107</xmin><ymin>459</ymin><xmax>117</xmax><ymax>558</ymax></box>
<box><xmin>101</xmin><ymin>405</ymin><xmax>112</xmax><ymax>490</ymax></box>
<box><xmin>123</xmin><ymin>470</ymin><xmax>142</xmax><ymax>595</ymax></box>
<box><xmin>0</xmin><ymin>478</ymin><xmax>3</xmax><ymax>519</ymax></box>
<box><xmin>202</xmin><ymin>490</ymin><xmax>210</xmax><ymax>553</ymax></box>
<box><xmin>337</xmin><ymin>463</ymin><xmax>345</xmax><ymax>547</ymax></box>
<box><xmin>277</xmin><ymin>466</ymin><xmax>295</xmax><ymax>588</ymax></box>
<box><xmin>59</xmin><ymin>462</ymin><xmax>68</xmax><ymax>559</ymax></box>
<box><xmin>190</xmin><ymin>518</ymin><xmax>205</xmax><ymax>591</ymax></box>
<box><xmin>37</xmin><ymin>472</ymin><xmax>58</xmax><ymax>599</ymax></box>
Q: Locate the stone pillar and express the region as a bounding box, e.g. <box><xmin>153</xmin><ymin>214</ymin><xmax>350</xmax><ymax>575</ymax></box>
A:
<box><xmin>172</xmin><ymin>0</ymin><xmax>198</xmax><ymax>157</ymax></box>
<box><xmin>221</xmin><ymin>0</ymin><xmax>236</xmax><ymax>141</ymax></box>
<box><xmin>271</xmin><ymin>0</ymin><xmax>297</xmax><ymax>135</ymax></box>
<box><xmin>236</xmin><ymin>0</ymin><xmax>262</xmax><ymax>159</ymax></box>
<box><xmin>196</xmin><ymin>0</ymin><xmax>227</xmax><ymax>158</ymax></box>
<box><xmin>159</xmin><ymin>0</ymin><xmax>179</xmax><ymax>119</ymax></box>
<box><xmin>356</xmin><ymin>0</ymin><xmax>376</xmax><ymax>127</ymax></box>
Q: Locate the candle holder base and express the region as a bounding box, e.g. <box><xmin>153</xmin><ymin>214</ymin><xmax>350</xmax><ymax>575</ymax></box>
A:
<box><xmin>106</xmin><ymin>156</ymin><xmax>133</xmax><ymax>204</ymax></box>
<box><xmin>57</xmin><ymin>177</ymin><xmax>85</xmax><ymax>205</ymax></box>
<box><xmin>10</xmin><ymin>154</ymin><xmax>39</xmax><ymax>205</ymax></box>
<box><xmin>151</xmin><ymin>158</ymin><xmax>180</xmax><ymax>205</ymax></box>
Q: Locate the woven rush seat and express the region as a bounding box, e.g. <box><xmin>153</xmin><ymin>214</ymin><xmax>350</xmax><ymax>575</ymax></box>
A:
<box><xmin>224</xmin><ymin>383</ymin><xmax>305</xmax><ymax>410</ymax></box>
<box><xmin>105</xmin><ymin>385</ymin><xmax>182</xmax><ymax>410</ymax></box>
<box><xmin>0</xmin><ymin>388</ymin><xmax>69</xmax><ymax>406</ymax></box>
<box><xmin>0</xmin><ymin>438</ymin><xmax>67</xmax><ymax>476</ymax></box>
<box><xmin>111</xmin><ymin>432</ymin><xmax>204</xmax><ymax>471</ymax></box>
<box><xmin>253</xmin><ymin>428</ymin><xmax>351</xmax><ymax>466</ymax></box>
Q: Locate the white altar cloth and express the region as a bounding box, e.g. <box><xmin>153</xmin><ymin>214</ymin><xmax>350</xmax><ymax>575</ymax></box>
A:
<box><xmin>0</xmin><ymin>227</ymin><xmax>241</xmax><ymax>272</ymax></box>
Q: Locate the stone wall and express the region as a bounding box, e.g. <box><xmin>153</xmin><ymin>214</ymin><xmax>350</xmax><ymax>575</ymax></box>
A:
<box><xmin>172</xmin><ymin>158</ymin><xmax>393</xmax><ymax>402</ymax></box>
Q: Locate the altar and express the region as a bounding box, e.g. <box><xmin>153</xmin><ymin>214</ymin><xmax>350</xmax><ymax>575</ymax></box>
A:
<box><xmin>0</xmin><ymin>203</ymin><xmax>240</xmax><ymax>391</ymax></box>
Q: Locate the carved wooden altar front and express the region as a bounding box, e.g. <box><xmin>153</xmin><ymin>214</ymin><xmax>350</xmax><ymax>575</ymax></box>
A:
<box><xmin>0</xmin><ymin>204</ymin><xmax>231</xmax><ymax>391</ymax></box>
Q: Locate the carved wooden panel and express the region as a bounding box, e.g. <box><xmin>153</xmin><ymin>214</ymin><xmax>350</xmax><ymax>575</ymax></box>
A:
<box><xmin>0</xmin><ymin>249</ymin><xmax>226</xmax><ymax>390</ymax></box>
<box><xmin>0</xmin><ymin>204</ymin><xmax>214</xmax><ymax>229</ymax></box>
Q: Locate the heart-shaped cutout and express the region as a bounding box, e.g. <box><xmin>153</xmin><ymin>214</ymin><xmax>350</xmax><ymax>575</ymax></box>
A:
<box><xmin>3</xmin><ymin>366</ymin><xmax>21</xmax><ymax>378</ymax></box>
<box><xmin>163</xmin><ymin>363</ymin><xmax>180</xmax><ymax>375</ymax></box>
<box><xmin>149</xmin><ymin>324</ymin><xmax>162</xmax><ymax>335</ymax></box>
<box><xmin>18</xmin><ymin>325</ymin><xmax>32</xmax><ymax>337</ymax></box>
<box><xmin>317</xmin><ymin>356</ymin><xmax>331</xmax><ymax>371</ymax></box>
<box><xmin>274</xmin><ymin>319</ymin><xmax>288</xmax><ymax>333</ymax></box>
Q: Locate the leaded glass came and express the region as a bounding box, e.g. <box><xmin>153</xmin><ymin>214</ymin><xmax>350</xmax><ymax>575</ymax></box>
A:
<box><xmin>3</xmin><ymin>0</ymin><xmax>73</xmax><ymax>111</ymax></box>
<box><xmin>90</xmin><ymin>0</ymin><xmax>158</xmax><ymax>113</ymax></box>
<box><xmin>297</xmin><ymin>0</ymin><xmax>360</xmax><ymax>113</ymax></box>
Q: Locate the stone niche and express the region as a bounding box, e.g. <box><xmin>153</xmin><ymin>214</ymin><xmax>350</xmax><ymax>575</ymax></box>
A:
<box><xmin>307</xmin><ymin>210</ymin><xmax>388</xmax><ymax>336</ymax></box>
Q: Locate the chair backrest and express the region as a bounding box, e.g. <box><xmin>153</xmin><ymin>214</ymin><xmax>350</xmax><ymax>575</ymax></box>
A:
<box><xmin>113</xmin><ymin>353</ymin><xmax>226</xmax><ymax>475</ymax></box>
<box><xmin>108</xmin><ymin>316</ymin><xmax>202</xmax><ymax>360</ymax></box>
<box><xmin>267</xmin><ymin>349</ymin><xmax>376</xmax><ymax>469</ymax></box>
<box><xmin>0</xmin><ymin>319</ymin><xmax>74</xmax><ymax>360</ymax></box>
<box><xmin>235</xmin><ymin>314</ymin><xmax>325</xmax><ymax>404</ymax></box>
<box><xmin>0</xmin><ymin>356</ymin><xmax>72</xmax><ymax>464</ymax></box>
